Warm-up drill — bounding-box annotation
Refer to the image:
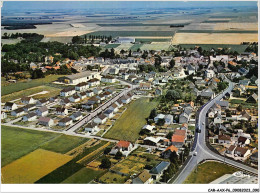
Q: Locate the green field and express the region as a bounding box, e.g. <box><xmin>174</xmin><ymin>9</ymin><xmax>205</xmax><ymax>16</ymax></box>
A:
<box><xmin>129</xmin><ymin>44</ymin><xmax>144</xmax><ymax>51</ymax></box>
<box><xmin>86</xmin><ymin>31</ymin><xmax>174</xmax><ymax>37</ymax></box>
<box><xmin>104</xmin><ymin>44</ymin><xmax>120</xmax><ymax>49</ymax></box>
<box><xmin>1</xmin><ymin>125</ymin><xmax>60</xmax><ymax>167</ymax></box>
<box><xmin>62</xmin><ymin>167</ymin><xmax>105</xmax><ymax>184</ymax></box>
<box><xmin>40</xmin><ymin>135</ymin><xmax>89</xmax><ymax>154</ymax></box>
<box><xmin>1</xmin><ymin>75</ymin><xmax>63</xmax><ymax>96</ymax></box>
<box><xmin>184</xmin><ymin>161</ymin><xmax>238</xmax><ymax>184</ymax></box>
<box><xmin>1</xmin><ymin>85</ymin><xmax>61</xmax><ymax>103</ymax></box>
<box><xmin>104</xmin><ymin>98</ymin><xmax>159</xmax><ymax>142</ymax></box>
<box><xmin>179</xmin><ymin>44</ymin><xmax>248</xmax><ymax>53</ymax></box>
<box><xmin>140</xmin><ymin>43</ymin><xmax>171</xmax><ymax>51</ymax></box>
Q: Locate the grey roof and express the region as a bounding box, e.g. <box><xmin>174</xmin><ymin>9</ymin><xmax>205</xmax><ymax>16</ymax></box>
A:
<box><xmin>14</xmin><ymin>108</ymin><xmax>24</xmax><ymax>113</ymax></box>
<box><xmin>216</xmin><ymin>101</ymin><xmax>229</xmax><ymax>107</ymax></box>
<box><xmin>98</xmin><ymin>113</ymin><xmax>107</xmax><ymax>120</ymax></box>
<box><xmin>59</xmin><ymin>117</ymin><xmax>72</xmax><ymax>123</ymax></box>
<box><xmin>85</xmin><ymin>121</ymin><xmax>98</xmax><ymax>128</ymax></box>
<box><xmin>38</xmin><ymin>116</ymin><xmax>51</xmax><ymax>122</ymax></box>
<box><xmin>63</xmin><ymin>71</ymin><xmax>96</xmax><ymax>80</ymax></box>
<box><xmin>24</xmin><ymin>112</ymin><xmax>37</xmax><ymax>118</ymax></box>
<box><xmin>104</xmin><ymin>109</ymin><xmax>113</xmax><ymax>115</ymax></box>
<box><xmin>61</xmin><ymin>87</ymin><xmax>75</xmax><ymax>93</ymax></box>
<box><xmin>38</xmin><ymin>106</ymin><xmax>48</xmax><ymax>112</ymax></box>
<box><xmin>150</xmin><ymin>161</ymin><xmax>170</xmax><ymax>174</ymax></box>
<box><xmin>71</xmin><ymin>111</ymin><xmax>82</xmax><ymax>118</ymax></box>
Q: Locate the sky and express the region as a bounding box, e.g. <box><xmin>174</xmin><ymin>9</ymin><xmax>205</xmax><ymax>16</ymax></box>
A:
<box><xmin>2</xmin><ymin>1</ymin><xmax>258</xmax><ymax>11</ymax></box>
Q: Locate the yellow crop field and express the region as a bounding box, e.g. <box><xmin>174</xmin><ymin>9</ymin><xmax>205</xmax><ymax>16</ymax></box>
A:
<box><xmin>214</xmin><ymin>23</ymin><xmax>258</xmax><ymax>31</ymax></box>
<box><xmin>172</xmin><ymin>33</ymin><xmax>258</xmax><ymax>45</ymax></box>
<box><xmin>1</xmin><ymin>149</ymin><xmax>72</xmax><ymax>184</ymax></box>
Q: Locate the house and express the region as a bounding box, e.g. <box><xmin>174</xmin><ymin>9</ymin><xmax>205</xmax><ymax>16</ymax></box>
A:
<box><xmin>250</xmin><ymin>152</ymin><xmax>258</xmax><ymax>163</ymax></box>
<box><xmin>108</xmin><ymin>103</ymin><xmax>119</xmax><ymax>113</ymax></box>
<box><xmin>11</xmin><ymin>108</ymin><xmax>25</xmax><ymax>117</ymax></box>
<box><xmin>154</xmin><ymin>114</ymin><xmax>165</xmax><ymax>123</ymax></box>
<box><xmin>70</xmin><ymin>111</ymin><xmax>83</xmax><ymax>121</ymax></box>
<box><xmin>101</xmin><ymin>75</ymin><xmax>116</xmax><ymax>83</ymax></box>
<box><xmin>238</xmin><ymin>136</ymin><xmax>250</xmax><ymax>145</ymax></box>
<box><xmin>161</xmin><ymin>145</ymin><xmax>178</xmax><ymax>159</ymax></box>
<box><xmin>58</xmin><ymin>117</ymin><xmax>73</xmax><ymax>127</ymax></box>
<box><xmin>60</xmin><ymin>98</ymin><xmax>71</xmax><ymax>107</ymax></box>
<box><xmin>104</xmin><ymin>87</ymin><xmax>116</xmax><ymax>94</ymax></box>
<box><xmin>187</xmin><ymin>64</ymin><xmax>195</xmax><ymax>75</ymax></box>
<box><xmin>246</xmin><ymin>93</ymin><xmax>258</xmax><ymax>103</ymax></box>
<box><xmin>143</xmin><ymin>137</ymin><xmax>164</xmax><ymax>146</ymax></box>
<box><xmin>88</xmin><ymin>78</ymin><xmax>100</xmax><ymax>87</ymax></box>
<box><xmin>35</xmin><ymin>106</ymin><xmax>48</xmax><ymax>117</ymax></box>
<box><xmin>69</xmin><ymin>94</ymin><xmax>81</xmax><ymax>103</ymax></box>
<box><xmin>226</xmin><ymin>145</ymin><xmax>236</xmax><ymax>155</ymax></box>
<box><xmin>56</xmin><ymin>107</ymin><xmax>68</xmax><ymax>116</ymax></box>
<box><xmin>179</xmin><ymin>112</ymin><xmax>190</xmax><ymax>124</ymax></box>
<box><xmin>23</xmin><ymin>104</ymin><xmax>36</xmax><ymax>112</ymax></box>
<box><xmin>21</xmin><ymin>97</ymin><xmax>35</xmax><ymax>104</ymax></box>
<box><xmin>109</xmin><ymin>67</ymin><xmax>119</xmax><ymax>75</ymax></box>
<box><xmin>155</xmin><ymin>88</ymin><xmax>163</xmax><ymax>96</ymax></box>
<box><xmin>205</xmin><ymin>70</ymin><xmax>215</xmax><ymax>78</ymax></box>
<box><xmin>128</xmin><ymin>75</ymin><xmax>137</xmax><ymax>82</ymax></box>
<box><xmin>208</xmin><ymin>109</ymin><xmax>215</xmax><ymax>118</ymax></box>
<box><xmin>115</xmin><ymin>100</ymin><xmax>123</xmax><ymax>108</ymax></box>
<box><xmin>241</xmin><ymin>110</ymin><xmax>251</xmax><ymax>121</ymax></box>
<box><xmin>142</xmin><ymin>125</ymin><xmax>155</xmax><ymax>132</ymax></box>
<box><xmin>84</xmin><ymin>122</ymin><xmax>99</xmax><ymax>133</ymax></box>
<box><xmin>1</xmin><ymin>111</ymin><xmax>7</xmax><ymax>119</ymax></box>
<box><xmin>78</xmin><ymin>92</ymin><xmax>87</xmax><ymax>100</ymax></box>
<box><xmin>93</xmin><ymin>113</ymin><xmax>107</xmax><ymax>124</ymax></box>
<box><xmin>93</xmin><ymin>88</ymin><xmax>103</xmax><ymax>95</ymax></box>
<box><xmin>116</xmin><ymin>140</ymin><xmax>133</xmax><ymax>152</ymax></box>
<box><xmin>36</xmin><ymin>98</ymin><xmax>49</xmax><ymax>107</ymax></box>
<box><xmin>58</xmin><ymin>71</ymin><xmax>100</xmax><ymax>85</ymax></box>
<box><xmin>150</xmin><ymin>161</ymin><xmax>170</xmax><ymax>180</ymax></box>
<box><xmin>139</xmin><ymin>82</ymin><xmax>152</xmax><ymax>90</ymax></box>
<box><xmin>218</xmin><ymin>135</ymin><xmax>231</xmax><ymax>144</ymax></box>
<box><xmin>75</xmin><ymin>82</ymin><xmax>89</xmax><ymax>92</ymax></box>
<box><xmin>4</xmin><ymin>102</ymin><xmax>18</xmax><ymax>111</ymax></box>
<box><xmin>104</xmin><ymin>109</ymin><xmax>114</xmax><ymax>118</ymax></box>
<box><xmin>85</xmin><ymin>90</ymin><xmax>94</xmax><ymax>97</ymax></box>
<box><xmin>216</xmin><ymin>100</ymin><xmax>229</xmax><ymax>109</ymax></box>
<box><xmin>60</xmin><ymin>87</ymin><xmax>76</xmax><ymax>97</ymax></box>
<box><xmin>214</xmin><ymin>113</ymin><xmax>222</xmax><ymax>124</ymax></box>
<box><xmin>132</xmin><ymin>170</ymin><xmax>153</xmax><ymax>184</ymax></box>
<box><xmin>96</xmin><ymin>93</ymin><xmax>106</xmax><ymax>101</ymax></box>
<box><xmin>164</xmin><ymin>114</ymin><xmax>173</xmax><ymax>125</ymax></box>
<box><xmin>23</xmin><ymin>112</ymin><xmax>37</xmax><ymax>122</ymax></box>
<box><xmin>121</xmin><ymin>95</ymin><xmax>131</xmax><ymax>104</ymax></box>
<box><xmin>122</xmin><ymin>73</ymin><xmax>129</xmax><ymax>80</ymax></box>
<box><xmin>38</xmin><ymin>117</ymin><xmax>54</xmax><ymax>127</ymax></box>
<box><xmin>82</xmin><ymin>100</ymin><xmax>96</xmax><ymax>110</ymax></box>
<box><xmin>234</xmin><ymin>146</ymin><xmax>251</xmax><ymax>158</ymax></box>
<box><xmin>171</xmin><ymin>135</ymin><xmax>185</xmax><ymax>148</ymax></box>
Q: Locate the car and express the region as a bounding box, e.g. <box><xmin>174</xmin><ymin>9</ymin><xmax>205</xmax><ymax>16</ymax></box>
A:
<box><xmin>202</xmin><ymin>122</ymin><xmax>205</xmax><ymax>125</ymax></box>
<box><xmin>193</xmin><ymin>152</ymin><xmax>197</xmax><ymax>156</ymax></box>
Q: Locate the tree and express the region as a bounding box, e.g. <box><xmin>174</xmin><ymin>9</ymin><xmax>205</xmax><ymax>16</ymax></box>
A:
<box><xmin>72</xmin><ymin>36</ymin><xmax>83</xmax><ymax>44</ymax></box>
<box><xmin>157</xmin><ymin>118</ymin><xmax>165</xmax><ymax>126</ymax></box>
<box><xmin>166</xmin><ymin>131</ymin><xmax>173</xmax><ymax>140</ymax></box>
<box><xmin>104</xmin><ymin>147</ymin><xmax>112</xmax><ymax>155</ymax></box>
<box><xmin>169</xmin><ymin>59</ymin><xmax>175</xmax><ymax>69</ymax></box>
<box><xmin>100</xmin><ymin>157</ymin><xmax>111</xmax><ymax>169</ymax></box>
<box><xmin>149</xmin><ymin>108</ymin><xmax>157</xmax><ymax>119</ymax></box>
<box><xmin>115</xmin><ymin>151</ymin><xmax>123</xmax><ymax>160</ymax></box>
<box><xmin>237</xmin><ymin>105</ymin><xmax>243</xmax><ymax>112</ymax></box>
<box><xmin>165</xmin><ymin>90</ymin><xmax>181</xmax><ymax>102</ymax></box>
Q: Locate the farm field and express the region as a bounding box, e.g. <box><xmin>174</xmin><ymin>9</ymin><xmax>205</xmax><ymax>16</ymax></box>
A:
<box><xmin>178</xmin><ymin>44</ymin><xmax>248</xmax><ymax>53</ymax></box>
<box><xmin>172</xmin><ymin>33</ymin><xmax>258</xmax><ymax>45</ymax></box>
<box><xmin>62</xmin><ymin>167</ymin><xmax>105</xmax><ymax>184</ymax></box>
<box><xmin>184</xmin><ymin>161</ymin><xmax>238</xmax><ymax>184</ymax></box>
<box><xmin>104</xmin><ymin>97</ymin><xmax>159</xmax><ymax>142</ymax></box>
<box><xmin>40</xmin><ymin>135</ymin><xmax>89</xmax><ymax>154</ymax></box>
<box><xmin>1</xmin><ymin>75</ymin><xmax>63</xmax><ymax>96</ymax></box>
<box><xmin>2</xmin><ymin>149</ymin><xmax>72</xmax><ymax>184</ymax></box>
<box><xmin>1</xmin><ymin>85</ymin><xmax>61</xmax><ymax>103</ymax></box>
<box><xmin>214</xmin><ymin>22</ymin><xmax>258</xmax><ymax>31</ymax></box>
<box><xmin>1</xmin><ymin>125</ymin><xmax>61</xmax><ymax>167</ymax></box>
<box><xmin>85</xmin><ymin>31</ymin><xmax>175</xmax><ymax>37</ymax></box>
<box><xmin>40</xmin><ymin>36</ymin><xmax>73</xmax><ymax>44</ymax></box>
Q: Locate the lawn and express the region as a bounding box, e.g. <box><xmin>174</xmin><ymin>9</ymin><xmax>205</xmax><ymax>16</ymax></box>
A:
<box><xmin>61</xmin><ymin>167</ymin><xmax>106</xmax><ymax>184</ymax></box>
<box><xmin>99</xmin><ymin>171</ymin><xmax>128</xmax><ymax>184</ymax></box>
<box><xmin>104</xmin><ymin>98</ymin><xmax>159</xmax><ymax>142</ymax></box>
<box><xmin>1</xmin><ymin>125</ymin><xmax>61</xmax><ymax>167</ymax></box>
<box><xmin>184</xmin><ymin>161</ymin><xmax>238</xmax><ymax>184</ymax></box>
<box><xmin>40</xmin><ymin>135</ymin><xmax>89</xmax><ymax>154</ymax></box>
<box><xmin>104</xmin><ymin>44</ymin><xmax>120</xmax><ymax>49</ymax></box>
<box><xmin>2</xmin><ymin>149</ymin><xmax>72</xmax><ymax>184</ymax></box>
<box><xmin>140</xmin><ymin>43</ymin><xmax>171</xmax><ymax>51</ymax></box>
<box><xmin>1</xmin><ymin>85</ymin><xmax>61</xmax><ymax>103</ymax></box>
<box><xmin>1</xmin><ymin>75</ymin><xmax>63</xmax><ymax>96</ymax></box>
<box><xmin>179</xmin><ymin>44</ymin><xmax>248</xmax><ymax>53</ymax></box>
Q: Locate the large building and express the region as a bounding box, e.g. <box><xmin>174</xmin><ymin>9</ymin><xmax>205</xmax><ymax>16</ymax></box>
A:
<box><xmin>58</xmin><ymin>71</ymin><xmax>100</xmax><ymax>85</ymax></box>
<box><xmin>114</xmin><ymin>37</ymin><xmax>135</xmax><ymax>44</ymax></box>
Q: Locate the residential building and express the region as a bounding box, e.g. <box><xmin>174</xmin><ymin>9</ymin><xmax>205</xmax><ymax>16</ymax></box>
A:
<box><xmin>132</xmin><ymin>170</ymin><xmax>153</xmax><ymax>184</ymax></box>
<box><xmin>23</xmin><ymin>112</ymin><xmax>37</xmax><ymax>122</ymax></box>
<box><xmin>150</xmin><ymin>161</ymin><xmax>170</xmax><ymax>180</ymax></box>
<box><xmin>38</xmin><ymin>116</ymin><xmax>54</xmax><ymax>127</ymax></box>
<box><xmin>58</xmin><ymin>117</ymin><xmax>73</xmax><ymax>127</ymax></box>
<box><xmin>35</xmin><ymin>106</ymin><xmax>48</xmax><ymax>117</ymax></box>
<box><xmin>4</xmin><ymin>102</ymin><xmax>18</xmax><ymax>111</ymax></box>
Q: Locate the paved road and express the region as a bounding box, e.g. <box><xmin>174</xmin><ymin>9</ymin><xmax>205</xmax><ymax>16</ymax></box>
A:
<box><xmin>173</xmin><ymin>78</ymin><xmax>258</xmax><ymax>184</ymax></box>
<box><xmin>66</xmin><ymin>83</ymin><xmax>138</xmax><ymax>135</ymax></box>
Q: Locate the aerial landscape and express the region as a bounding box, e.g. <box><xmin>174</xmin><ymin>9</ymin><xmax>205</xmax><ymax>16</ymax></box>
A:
<box><xmin>1</xmin><ymin>1</ymin><xmax>258</xmax><ymax>187</ymax></box>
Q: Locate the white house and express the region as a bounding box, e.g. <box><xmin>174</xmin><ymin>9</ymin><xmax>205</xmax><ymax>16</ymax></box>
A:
<box><xmin>84</xmin><ymin>122</ymin><xmax>99</xmax><ymax>133</ymax></box>
<box><xmin>164</xmin><ymin>114</ymin><xmax>173</xmax><ymax>125</ymax></box>
<box><xmin>205</xmin><ymin>70</ymin><xmax>215</xmax><ymax>78</ymax></box>
<box><xmin>93</xmin><ymin>88</ymin><xmax>103</xmax><ymax>95</ymax></box>
<box><xmin>56</xmin><ymin>107</ymin><xmax>68</xmax><ymax>116</ymax></box>
<box><xmin>11</xmin><ymin>108</ymin><xmax>25</xmax><ymax>117</ymax></box>
<box><xmin>104</xmin><ymin>109</ymin><xmax>114</xmax><ymax>119</ymax></box>
<box><xmin>69</xmin><ymin>95</ymin><xmax>81</xmax><ymax>103</ymax></box>
<box><xmin>88</xmin><ymin>78</ymin><xmax>100</xmax><ymax>87</ymax></box>
<box><xmin>4</xmin><ymin>102</ymin><xmax>18</xmax><ymax>111</ymax></box>
<box><xmin>214</xmin><ymin>113</ymin><xmax>222</xmax><ymax>124</ymax></box>
<box><xmin>93</xmin><ymin>113</ymin><xmax>108</xmax><ymax>124</ymax></box>
<box><xmin>150</xmin><ymin>161</ymin><xmax>170</xmax><ymax>180</ymax></box>
<box><xmin>132</xmin><ymin>170</ymin><xmax>153</xmax><ymax>184</ymax></box>
<box><xmin>139</xmin><ymin>82</ymin><xmax>152</xmax><ymax>90</ymax></box>
<box><xmin>108</xmin><ymin>103</ymin><xmax>119</xmax><ymax>113</ymax></box>
<box><xmin>101</xmin><ymin>75</ymin><xmax>116</xmax><ymax>83</ymax></box>
<box><xmin>21</xmin><ymin>97</ymin><xmax>35</xmax><ymax>105</ymax></box>
<box><xmin>60</xmin><ymin>87</ymin><xmax>76</xmax><ymax>97</ymax></box>
<box><xmin>1</xmin><ymin>111</ymin><xmax>7</xmax><ymax>119</ymax></box>
<box><xmin>121</xmin><ymin>95</ymin><xmax>131</xmax><ymax>104</ymax></box>
<box><xmin>70</xmin><ymin>111</ymin><xmax>83</xmax><ymax>121</ymax></box>
<box><xmin>38</xmin><ymin>116</ymin><xmax>54</xmax><ymax>127</ymax></box>
<box><xmin>142</xmin><ymin>125</ymin><xmax>155</xmax><ymax>132</ymax></box>
<box><xmin>58</xmin><ymin>117</ymin><xmax>73</xmax><ymax>127</ymax></box>
<box><xmin>154</xmin><ymin>114</ymin><xmax>165</xmax><ymax>123</ymax></box>
<box><xmin>218</xmin><ymin>135</ymin><xmax>231</xmax><ymax>144</ymax></box>
<box><xmin>23</xmin><ymin>112</ymin><xmax>37</xmax><ymax>122</ymax></box>
<box><xmin>85</xmin><ymin>90</ymin><xmax>94</xmax><ymax>97</ymax></box>
<box><xmin>58</xmin><ymin>71</ymin><xmax>100</xmax><ymax>85</ymax></box>
<box><xmin>36</xmin><ymin>98</ymin><xmax>49</xmax><ymax>107</ymax></box>
<box><xmin>75</xmin><ymin>82</ymin><xmax>89</xmax><ymax>92</ymax></box>
<box><xmin>35</xmin><ymin>106</ymin><xmax>48</xmax><ymax>117</ymax></box>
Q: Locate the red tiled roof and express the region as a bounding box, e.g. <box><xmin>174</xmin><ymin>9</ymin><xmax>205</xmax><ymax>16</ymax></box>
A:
<box><xmin>171</xmin><ymin>135</ymin><xmax>185</xmax><ymax>143</ymax></box>
<box><xmin>174</xmin><ymin>130</ymin><xmax>186</xmax><ymax>136</ymax></box>
<box><xmin>116</xmin><ymin>140</ymin><xmax>131</xmax><ymax>148</ymax></box>
<box><xmin>164</xmin><ymin>145</ymin><xmax>178</xmax><ymax>153</ymax></box>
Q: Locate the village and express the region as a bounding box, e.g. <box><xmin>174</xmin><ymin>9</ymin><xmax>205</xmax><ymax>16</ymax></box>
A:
<box><xmin>1</xmin><ymin>41</ymin><xmax>258</xmax><ymax>184</ymax></box>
